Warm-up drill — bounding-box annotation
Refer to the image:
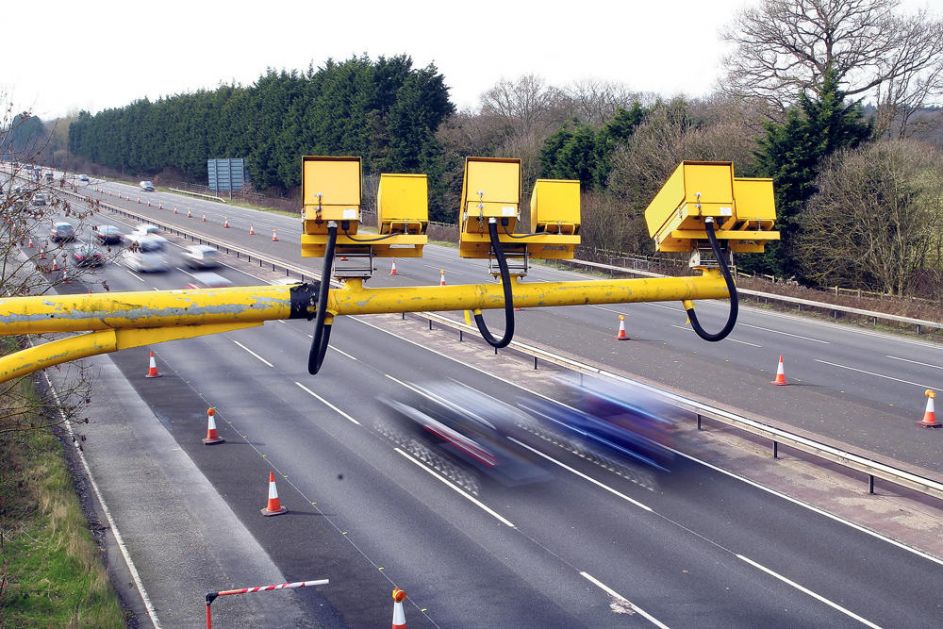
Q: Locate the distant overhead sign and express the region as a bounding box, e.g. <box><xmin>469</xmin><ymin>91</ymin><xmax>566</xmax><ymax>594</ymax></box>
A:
<box><xmin>208</xmin><ymin>158</ymin><xmax>247</xmax><ymax>194</ymax></box>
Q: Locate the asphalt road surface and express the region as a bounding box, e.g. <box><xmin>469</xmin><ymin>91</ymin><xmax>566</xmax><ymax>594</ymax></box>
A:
<box><xmin>20</xmin><ymin>195</ymin><xmax>943</xmax><ymax>628</ymax></box>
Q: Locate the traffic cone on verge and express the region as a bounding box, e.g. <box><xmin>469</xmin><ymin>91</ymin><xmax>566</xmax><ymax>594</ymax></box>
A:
<box><xmin>39</xmin><ymin>246</ymin><xmax>46</xmax><ymax>260</ymax></box>
<box><xmin>272</xmin><ymin>228</ymin><xmax>279</xmax><ymax>241</ymax></box>
<box><xmin>202</xmin><ymin>407</ymin><xmax>225</xmax><ymax>445</ymax></box>
<box><xmin>392</xmin><ymin>588</ymin><xmax>407</xmax><ymax>629</ymax></box>
<box><xmin>173</xmin><ymin>207</ymin><xmax>178</xmax><ymax>214</ymax></box>
<box><xmin>27</xmin><ymin>237</ymin><xmax>34</xmax><ymax>248</ymax></box>
<box><xmin>202</xmin><ymin>214</ymin><xmax>207</xmax><ymax>223</ymax></box>
<box><xmin>249</xmin><ymin>225</ymin><xmax>255</xmax><ymax>236</ymax></box>
<box><xmin>260</xmin><ymin>470</ymin><xmax>287</xmax><ymax>516</ymax></box>
<box><xmin>919</xmin><ymin>390</ymin><xmax>940</xmax><ymax>428</ymax></box>
<box><xmin>187</xmin><ymin>209</ymin><xmax>192</xmax><ymax>218</ymax></box>
<box><xmin>224</xmin><ymin>217</ymin><xmax>230</xmax><ymax>228</ymax></box>
<box><xmin>439</xmin><ymin>269</ymin><xmax>446</xmax><ymax>286</ymax></box>
<box><xmin>616</xmin><ymin>314</ymin><xmax>629</xmax><ymax>340</ymax></box>
<box><xmin>771</xmin><ymin>355</ymin><xmax>788</xmax><ymax>386</ymax></box>
<box><xmin>390</xmin><ymin>260</ymin><xmax>397</xmax><ymax>276</ymax></box>
<box><xmin>145</xmin><ymin>351</ymin><xmax>161</xmax><ymax>378</ymax></box>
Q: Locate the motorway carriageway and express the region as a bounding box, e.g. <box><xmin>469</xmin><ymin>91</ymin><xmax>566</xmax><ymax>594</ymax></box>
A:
<box><xmin>37</xmin><ymin>201</ymin><xmax>943</xmax><ymax>627</ymax></box>
<box><xmin>79</xmin><ymin>176</ymin><xmax>943</xmax><ymax>475</ymax></box>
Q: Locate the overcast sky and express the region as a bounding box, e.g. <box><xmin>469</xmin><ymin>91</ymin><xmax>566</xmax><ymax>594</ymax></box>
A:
<box><xmin>2</xmin><ymin>0</ymin><xmax>939</xmax><ymax>120</ymax></box>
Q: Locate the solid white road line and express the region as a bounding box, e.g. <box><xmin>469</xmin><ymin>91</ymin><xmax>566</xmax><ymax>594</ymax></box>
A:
<box><xmin>740</xmin><ymin>322</ymin><xmax>830</xmax><ymax>344</ymax></box>
<box><xmin>736</xmin><ymin>554</ymin><xmax>882</xmax><ymax>628</ymax></box>
<box><xmin>126</xmin><ymin>269</ymin><xmax>145</xmax><ymax>282</ymax></box>
<box><xmin>294</xmin><ymin>382</ymin><xmax>361</xmax><ymax>425</ymax></box>
<box><xmin>508</xmin><ymin>437</ymin><xmax>653</xmax><ymax>512</ymax></box>
<box><xmin>671</xmin><ymin>324</ymin><xmax>762</xmax><ymax>347</ymax></box>
<box><xmin>40</xmin><ymin>370</ymin><xmax>163</xmax><ymax>628</ymax></box>
<box><xmin>394</xmin><ymin>447</ymin><xmax>515</xmax><ymax>528</ymax></box>
<box><xmin>815</xmin><ymin>359</ymin><xmax>933</xmax><ymax>389</ymax></box>
<box><xmin>580</xmin><ymin>571</ymin><xmax>669</xmax><ymax>628</ymax></box>
<box><xmin>886</xmin><ymin>355</ymin><xmax>943</xmax><ymax>371</ymax></box>
<box><xmin>231</xmin><ymin>340</ymin><xmax>274</xmax><ymax>367</ymax></box>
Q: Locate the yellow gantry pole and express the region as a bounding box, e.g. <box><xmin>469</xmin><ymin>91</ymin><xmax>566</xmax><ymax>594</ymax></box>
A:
<box><xmin>0</xmin><ymin>272</ymin><xmax>730</xmax><ymax>382</ymax></box>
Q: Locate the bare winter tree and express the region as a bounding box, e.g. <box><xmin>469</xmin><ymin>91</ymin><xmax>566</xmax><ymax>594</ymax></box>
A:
<box><xmin>797</xmin><ymin>139</ymin><xmax>943</xmax><ymax>296</ymax></box>
<box><xmin>722</xmin><ymin>0</ymin><xmax>943</xmax><ymax>136</ymax></box>
<box><xmin>0</xmin><ymin>103</ymin><xmax>105</xmax><ymax>436</ymax></box>
<box><xmin>561</xmin><ymin>80</ymin><xmax>647</xmax><ymax>125</ymax></box>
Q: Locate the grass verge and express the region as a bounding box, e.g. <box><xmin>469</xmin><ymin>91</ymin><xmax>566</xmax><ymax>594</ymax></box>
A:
<box><xmin>0</xmin><ymin>371</ymin><xmax>126</xmax><ymax>627</ymax></box>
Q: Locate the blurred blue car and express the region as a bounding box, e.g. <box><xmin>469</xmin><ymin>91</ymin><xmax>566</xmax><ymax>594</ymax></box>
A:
<box><xmin>519</xmin><ymin>376</ymin><xmax>676</xmax><ymax>472</ymax></box>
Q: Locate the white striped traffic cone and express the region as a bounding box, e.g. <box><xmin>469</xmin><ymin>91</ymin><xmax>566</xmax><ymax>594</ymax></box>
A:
<box><xmin>272</xmin><ymin>228</ymin><xmax>279</xmax><ymax>241</ymax></box>
<box><xmin>187</xmin><ymin>209</ymin><xmax>192</xmax><ymax>218</ymax></box>
<box><xmin>391</xmin><ymin>588</ymin><xmax>407</xmax><ymax>629</ymax></box>
<box><xmin>260</xmin><ymin>470</ymin><xmax>287</xmax><ymax>516</ymax></box>
<box><xmin>27</xmin><ymin>237</ymin><xmax>34</xmax><ymax>249</ymax></box>
<box><xmin>616</xmin><ymin>314</ymin><xmax>629</xmax><ymax>340</ymax></box>
<box><xmin>145</xmin><ymin>351</ymin><xmax>161</xmax><ymax>378</ymax></box>
<box><xmin>248</xmin><ymin>225</ymin><xmax>255</xmax><ymax>236</ymax></box>
<box><xmin>390</xmin><ymin>260</ymin><xmax>397</xmax><ymax>276</ymax></box>
<box><xmin>202</xmin><ymin>407</ymin><xmax>225</xmax><ymax>445</ymax></box>
<box><xmin>771</xmin><ymin>355</ymin><xmax>788</xmax><ymax>386</ymax></box>
<box><xmin>224</xmin><ymin>217</ymin><xmax>230</xmax><ymax>228</ymax></box>
<box><xmin>439</xmin><ymin>269</ymin><xmax>446</xmax><ymax>286</ymax></box>
<box><xmin>202</xmin><ymin>214</ymin><xmax>207</xmax><ymax>223</ymax></box>
<box><xmin>919</xmin><ymin>390</ymin><xmax>939</xmax><ymax>428</ymax></box>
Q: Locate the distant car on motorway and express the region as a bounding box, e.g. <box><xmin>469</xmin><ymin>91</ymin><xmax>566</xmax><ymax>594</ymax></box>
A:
<box><xmin>49</xmin><ymin>221</ymin><xmax>76</xmax><ymax>243</ymax></box>
<box><xmin>139</xmin><ymin>180</ymin><xmax>154</xmax><ymax>191</ymax></box>
<box><xmin>32</xmin><ymin>192</ymin><xmax>46</xmax><ymax>206</ymax></box>
<box><xmin>181</xmin><ymin>245</ymin><xmax>220</xmax><ymax>270</ymax></box>
<box><xmin>122</xmin><ymin>235</ymin><xmax>168</xmax><ymax>272</ymax></box>
<box><xmin>44</xmin><ymin>171</ymin><xmax>54</xmax><ymax>182</ymax></box>
<box><xmin>184</xmin><ymin>271</ymin><xmax>232</xmax><ymax>289</ymax></box>
<box><xmin>95</xmin><ymin>225</ymin><xmax>123</xmax><ymax>245</ymax></box>
<box><xmin>78</xmin><ymin>174</ymin><xmax>89</xmax><ymax>182</ymax></box>
<box><xmin>132</xmin><ymin>223</ymin><xmax>160</xmax><ymax>236</ymax></box>
<box><xmin>71</xmin><ymin>243</ymin><xmax>105</xmax><ymax>267</ymax></box>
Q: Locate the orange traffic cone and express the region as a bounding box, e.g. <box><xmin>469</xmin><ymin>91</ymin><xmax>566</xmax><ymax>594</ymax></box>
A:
<box><xmin>61</xmin><ymin>266</ymin><xmax>70</xmax><ymax>284</ymax></box>
<box><xmin>260</xmin><ymin>470</ymin><xmax>287</xmax><ymax>516</ymax></box>
<box><xmin>224</xmin><ymin>217</ymin><xmax>230</xmax><ymax>228</ymax></box>
<box><xmin>272</xmin><ymin>228</ymin><xmax>279</xmax><ymax>241</ymax></box>
<box><xmin>202</xmin><ymin>407</ymin><xmax>225</xmax><ymax>445</ymax></box>
<box><xmin>439</xmin><ymin>269</ymin><xmax>446</xmax><ymax>286</ymax></box>
<box><xmin>145</xmin><ymin>351</ymin><xmax>161</xmax><ymax>378</ymax></box>
<box><xmin>27</xmin><ymin>237</ymin><xmax>34</xmax><ymax>249</ymax></box>
<box><xmin>187</xmin><ymin>209</ymin><xmax>192</xmax><ymax>218</ymax></box>
<box><xmin>918</xmin><ymin>390</ymin><xmax>940</xmax><ymax>428</ymax></box>
<box><xmin>51</xmin><ymin>258</ymin><xmax>59</xmax><ymax>272</ymax></box>
<box><xmin>39</xmin><ymin>246</ymin><xmax>46</xmax><ymax>260</ymax></box>
<box><xmin>248</xmin><ymin>225</ymin><xmax>255</xmax><ymax>236</ymax></box>
<box><xmin>391</xmin><ymin>588</ymin><xmax>407</xmax><ymax>629</ymax></box>
<box><xmin>771</xmin><ymin>355</ymin><xmax>788</xmax><ymax>386</ymax></box>
<box><xmin>202</xmin><ymin>214</ymin><xmax>207</xmax><ymax>223</ymax></box>
<box><xmin>616</xmin><ymin>314</ymin><xmax>629</xmax><ymax>340</ymax></box>
<box><xmin>390</xmin><ymin>260</ymin><xmax>398</xmax><ymax>276</ymax></box>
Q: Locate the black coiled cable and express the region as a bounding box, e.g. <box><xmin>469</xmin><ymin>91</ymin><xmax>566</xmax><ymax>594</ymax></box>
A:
<box><xmin>686</xmin><ymin>218</ymin><xmax>738</xmax><ymax>342</ymax></box>
<box><xmin>474</xmin><ymin>218</ymin><xmax>515</xmax><ymax>348</ymax></box>
<box><xmin>307</xmin><ymin>223</ymin><xmax>337</xmax><ymax>374</ymax></box>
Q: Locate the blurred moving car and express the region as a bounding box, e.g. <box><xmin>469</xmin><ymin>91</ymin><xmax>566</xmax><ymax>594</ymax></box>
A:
<box><xmin>139</xmin><ymin>180</ymin><xmax>155</xmax><ymax>191</ymax></box>
<box><xmin>95</xmin><ymin>225</ymin><xmax>123</xmax><ymax>245</ymax></box>
<box><xmin>380</xmin><ymin>381</ymin><xmax>550</xmax><ymax>486</ymax></box>
<box><xmin>71</xmin><ymin>243</ymin><xmax>105</xmax><ymax>267</ymax></box>
<box><xmin>32</xmin><ymin>192</ymin><xmax>46</xmax><ymax>206</ymax></box>
<box><xmin>132</xmin><ymin>223</ymin><xmax>160</xmax><ymax>236</ymax></box>
<box><xmin>78</xmin><ymin>174</ymin><xmax>89</xmax><ymax>182</ymax></box>
<box><xmin>181</xmin><ymin>245</ymin><xmax>220</xmax><ymax>270</ymax></box>
<box><xmin>518</xmin><ymin>376</ymin><xmax>677</xmax><ymax>472</ymax></box>
<box><xmin>49</xmin><ymin>221</ymin><xmax>76</xmax><ymax>243</ymax></box>
<box><xmin>121</xmin><ymin>235</ymin><xmax>169</xmax><ymax>272</ymax></box>
<box><xmin>184</xmin><ymin>271</ymin><xmax>232</xmax><ymax>289</ymax></box>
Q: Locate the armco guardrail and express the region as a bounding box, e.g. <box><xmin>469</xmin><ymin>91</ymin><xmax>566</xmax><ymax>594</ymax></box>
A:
<box><xmin>60</xmin><ymin>188</ymin><xmax>943</xmax><ymax>503</ymax></box>
<box><xmin>565</xmin><ymin>258</ymin><xmax>943</xmax><ymax>334</ymax></box>
<box><xmin>168</xmin><ymin>187</ymin><xmax>227</xmax><ymax>203</ymax></box>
